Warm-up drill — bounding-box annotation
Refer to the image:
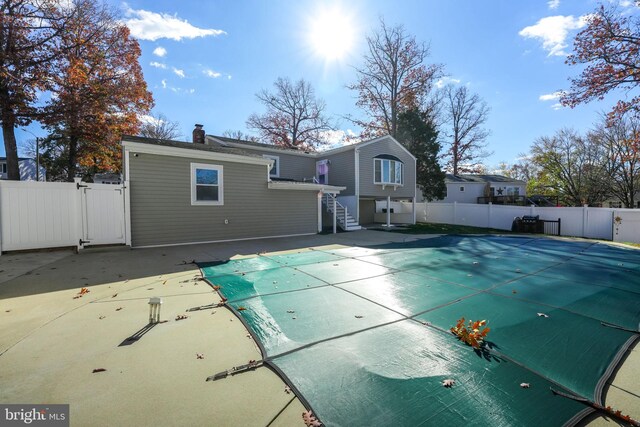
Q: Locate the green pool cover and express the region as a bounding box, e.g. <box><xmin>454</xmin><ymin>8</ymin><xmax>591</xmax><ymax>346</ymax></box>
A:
<box><xmin>200</xmin><ymin>235</ymin><xmax>640</xmax><ymax>426</ymax></box>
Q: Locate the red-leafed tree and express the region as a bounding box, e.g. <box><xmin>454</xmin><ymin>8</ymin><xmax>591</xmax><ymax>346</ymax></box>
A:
<box><xmin>348</xmin><ymin>19</ymin><xmax>444</xmax><ymax>139</ymax></box>
<box><xmin>247</xmin><ymin>77</ymin><xmax>333</xmax><ymax>150</ymax></box>
<box><xmin>0</xmin><ymin>0</ymin><xmax>71</xmax><ymax>180</ymax></box>
<box><xmin>42</xmin><ymin>0</ymin><xmax>153</xmax><ymax>181</ymax></box>
<box><xmin>561</xmin><ymin>2</ymin><xmax>640</xmax><ymax>124</ymax></box>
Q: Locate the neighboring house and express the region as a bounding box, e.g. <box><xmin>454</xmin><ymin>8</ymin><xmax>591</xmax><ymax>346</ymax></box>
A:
<box><xmin>601</xmin><ymin>192</ymin><xmax>640</xmax><ymax>209</ymax></box>
<box><xmin>121</xmin><ymin>129</ymin><xmax>417</xmax><ymax>248</ymax></box>
<box><xmin>0</xmin><ymin>157</ymin><xmax>46</xmax><ymax>181</ymax></box>
<box><xmin>93</xmin><ymin>172</ymin><xmax>122</xmax><ymax>184</ymax></box>
<box><xmin>431</xmin><ymin>174</ymin><xmax>526</xmax><ymax>205</ymax></box>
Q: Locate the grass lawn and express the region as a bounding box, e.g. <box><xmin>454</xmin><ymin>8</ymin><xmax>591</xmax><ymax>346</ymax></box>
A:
<box><xmin>382</xmin><ymin>222</ymin><xmax>512</xmax><ymax>235</ymax></box>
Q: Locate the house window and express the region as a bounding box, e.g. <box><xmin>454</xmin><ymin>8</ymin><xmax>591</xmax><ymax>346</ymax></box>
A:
<box><xmin>191</xmin><ymin>163</ymin><xmax>223</xmax><ymax>206</ymax></box>
<box><xmin>459</xmin><ymin>186</ymin><xmax>465</xmax><ymax>192</ymax></box>
<box><xmin>316</xmin><ymin>159</ymin><xmax>329</xmax><ymax>184</ymax></box>
<box><xmin>263</xmin><ymin>155</ymin><xmax>279</xmax><ymax>178</ymax></box>
<box><xmin>374</xmin><ymin>156</ymin><xmax>403</xmax><ymax>186</ymax></box>
<box><xmin>1</xmin><ymin>163</ymin><xmax>6</xmax><ymax>174</ymax></box>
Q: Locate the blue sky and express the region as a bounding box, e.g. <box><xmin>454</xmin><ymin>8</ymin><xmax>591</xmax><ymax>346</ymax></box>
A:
<box><xmin>9</xmin><ymin>0</ymin><xmax>630</xmax><ymax>168</ymax></box>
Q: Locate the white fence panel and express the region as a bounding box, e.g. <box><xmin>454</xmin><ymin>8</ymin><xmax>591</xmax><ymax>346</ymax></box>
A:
<box><xmin>81</xmin><ymin>184</ymin><xmax>125</xmax><ymax>245</ymax></box>
<box><xmin>613</xmin><ymin>210</ymin><xmax>640</xmax><ymax>243</ymax></box>
<box><xmin>419</xmin><ymin>201</ymin><xmax>637</xmax><ymax>243</ymax></box>
<box><xmin>489</xmin><ymin>205</ymin><xmax>529</xmax><ymax>230</ymax></box>
<box><xmin>0</xmin><ymin>181</ymin><xmax>80</xmax><ymax>251</ymax></box>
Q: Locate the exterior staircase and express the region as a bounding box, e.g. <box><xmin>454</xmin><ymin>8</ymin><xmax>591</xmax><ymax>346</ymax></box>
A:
<box><xmin>323</xmin><ymin>194</ymin><xmax>361</xmax><ymax>231</ymax></box>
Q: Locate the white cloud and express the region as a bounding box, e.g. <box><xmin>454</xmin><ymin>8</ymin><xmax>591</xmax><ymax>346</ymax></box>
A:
<box><xmin>435</xmin><ymin>77</ymin><xmax>461</xmax><ymax>89</ymax></box>
<box><xmin>139</xmin><ymin>114</ymin><xmax>164</xmax><ymax>127</ymax></box>
<box><xmin>318</xmin><ymin>129</ymin><xmax>360</xmax><ymax>151</ymax></box>
<box><xmin>150</xmin><ymin>61</ymin><xmax>167</xmax><ymax>69</ymax></box>
<box><xmin>153</xmin><ymin>46</ymin><xmax>167</xmax><ymax>57</ymax></box>
<box><xmin>204</xmin><ymin>69</ymin><xmax>221</xmax><ymax>78</ymax></box>
<box><xmin>539</xmin><ymin>91</ymin><xmax>564</xmax><ymax>101</ymax></box>
<box><xmin>161</xmin><ymin>79</ymin><xmax>167</xmax><ymax>89</ymax></box>
<box><xmin>551</xmin><ymin>103</ymin><xmax>563</xmax><ymax>110</ymax></box>
<box><xmin>172</xmin><ymin>67</ymin><xmax>185</xmax><ymax>78</ymax></box>
<box><xmin>519</xmin><ymin>15</ymin><xmax>588</xmax><ymax>56</ymax></box>
<box><xmin>548</xmin><ymin>0</ymin><xmax>560</xmax><ymax>10</ymax></box>
<box><xmin>124</xmin><ymin>8</ymin><xmax>226</xmax><ymax>41</ymax></box>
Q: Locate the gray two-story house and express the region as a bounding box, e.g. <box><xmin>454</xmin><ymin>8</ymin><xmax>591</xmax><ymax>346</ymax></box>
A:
<box><xmin>122</xmin><ymin>130</ymin><xmax>416</xmax><ymax>248</ymax></box>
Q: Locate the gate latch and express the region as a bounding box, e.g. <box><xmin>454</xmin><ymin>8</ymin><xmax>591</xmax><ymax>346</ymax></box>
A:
<box><xmin>79</xmin><ymin>239</ymin><xmax>90</xmax><ymax>246</ymax></box>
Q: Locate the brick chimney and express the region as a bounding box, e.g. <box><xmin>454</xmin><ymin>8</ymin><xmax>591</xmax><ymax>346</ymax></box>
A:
<box><xmin>192</xmin><ymin>124</ymin><xmax>205</xmax><ymax>144</ymax></box>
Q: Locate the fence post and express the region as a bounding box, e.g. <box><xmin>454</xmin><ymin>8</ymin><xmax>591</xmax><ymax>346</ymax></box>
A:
<box><xmin>488</xmin><ymin>202</ymin><xmax>492</xmax><ymax>228</ymax></box>
<box><xmin>0</xmin><ymin>182</ymin><xmax>3</xmax><ymax>256</ymax></box>
<box><xmin>530</xmin><ymin>204</ymin><xmax>535</xmax><ymax>216</ymax></box>
<box><xmin>582</xmin><ymin>204</ymin><xmax>588</xmax><ymax>238</ymax></box>
<box><xmin>453</xmin><ymin>201</ymin><xmax>458</xmax><ymax>225</ymax></box>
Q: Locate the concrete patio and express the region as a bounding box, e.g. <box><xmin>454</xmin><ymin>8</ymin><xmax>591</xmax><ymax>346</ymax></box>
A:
<box><xmin>0</xmin><ymin>230</ymin><xmax>637</xmax><ymax>426</ymax></box>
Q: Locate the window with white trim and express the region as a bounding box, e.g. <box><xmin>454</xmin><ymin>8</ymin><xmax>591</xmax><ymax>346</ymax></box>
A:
<box><xmin>191</xmin><ymin>163</ymin><xmax>223</xmax><ymax>205</ymax></box>
<box><xmin>374</xmin><ymin>156</ymin><xmax>404</xmax><ymax>186</ymax></box>
<box><xmin>263</xmin><ymin>155</ymin><xmax>279</xmax><ymax>177</ymax></box>
<box><xmin>1</xmin><ymin>163</ymin><xmax>6</xmax><ymax>174</ymax></box>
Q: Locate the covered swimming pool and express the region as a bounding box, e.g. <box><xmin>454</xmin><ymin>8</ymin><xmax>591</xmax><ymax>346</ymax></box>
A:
<box><xmin>200</xmin><ymin>235</ymin><xmax>640</xmax><ymax>426</ymax></box>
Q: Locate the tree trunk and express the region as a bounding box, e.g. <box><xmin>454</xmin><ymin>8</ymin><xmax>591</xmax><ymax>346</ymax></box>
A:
<box><xmin>2</xmin><ymin>118</ymin><xmax>20</xmax><ymax>180</ymax></box>
<box><xmin>66</xmin><ymin>136</ymin><xmax>78</xmax><ymax>182</ymax></box>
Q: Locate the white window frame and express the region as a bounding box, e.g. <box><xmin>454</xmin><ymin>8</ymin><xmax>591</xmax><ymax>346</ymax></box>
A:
<box><xmin>190</xmin><ymin>163</ymin><xmax>223</xmax><ymax>206</ymax></box>
<box><xmin>263</xmin><ymin>155</ymin><xmax>280</xmax><ymax>178</ymax></box>
<box><xmin>373</xmin><ymin>158</ymin><xmax>404</xmax><ymax>186</ymax></box>
<box><xmin>316</xmin><ymin>159</ymin><xmax>329</xmax><ymax>184</ymax></box>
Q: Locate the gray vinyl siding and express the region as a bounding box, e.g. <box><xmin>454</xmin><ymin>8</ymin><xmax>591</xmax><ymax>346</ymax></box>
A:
<box><xmin>358</xmin><ymin>138</ymin><xmax>416</xmax><ymax>199</ymax></box>
<box><xmin>223</xmin><ymin>147</ymin><xmax>316</xmax><ymax>181</ymax></box>
<box><xmin>129</xmin><ymin>153</ymin><xmax>317</xmax><ymax>247</ymax></box>
<box><xmin>323</xmin><ymin>150</ymin><xmax>356</xmax><ymax>196</ymax></box>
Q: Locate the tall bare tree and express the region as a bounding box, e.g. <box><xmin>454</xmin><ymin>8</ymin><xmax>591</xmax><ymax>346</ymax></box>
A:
<box><xmin>139</xmin><ymin>113</ymin><xmax>182</xmax><ymax>140</ymax></box>
<box><xmin>247</xmin><ymin>77</ymin><xmax>333</xmax><ymax>150</ymax></box>
<box><xmin>348</xmin><ymin>19</ymin><xmax>443</xmax><ymax>138</ymax></box>
<box><xmin>221</xmin><ymin>129</ymin><xmax>258</xmax><ymax>142</ymax></box>
<box><xmin>441</xmin><ymin>85</ymin><xmax>491</xmax><ymax>175</ymax></box>
<box><xmin>591</xmin><ymin>115</ymin><xmax>640</xmax><ymax>208</ymax></box>
<box><xmin>531</xmin><ymin>128</ymin><xmax>608</xmax><ymax>206</ymax></box>
<box><xmin>0</xmin><ymin>0</ymin><xmax>74</xmax><ymax>180</ymax></box>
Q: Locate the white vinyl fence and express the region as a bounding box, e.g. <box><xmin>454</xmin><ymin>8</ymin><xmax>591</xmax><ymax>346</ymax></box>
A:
<box><xmin>0</xmin><ymin>180</ymin><xmax>126</xmax><ymax>254</ymax></box>
<box><xmin>415</xmin><ymin>202</ymin><xmax>640</xmax><ymax>243</ymax></box>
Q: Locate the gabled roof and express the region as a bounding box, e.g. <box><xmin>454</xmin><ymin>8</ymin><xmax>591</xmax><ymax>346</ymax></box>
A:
<box><xmin>121</xmin><ymin>135</ymin><xmax>272</xmax><ymax>166</ymax></box>
<box><xmin>445</xmin><ymin>174</ymin><xmax>526</xmax><ymax>185</ymax></box>
<box><xmin>208</xmin><ymin>134</ymin><xmax>416</xmax><ymax>160</ymax></box>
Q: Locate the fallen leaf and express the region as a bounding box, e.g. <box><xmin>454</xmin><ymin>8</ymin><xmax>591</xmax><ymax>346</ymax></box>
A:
<box><xmin>442</xmin><ymin>379</ymin><xmax>455</xmax><ymax>388</ymax></box>
<box><xmin>112</xmin><ymin>293</ymin><xmax>118</xmax><ymax>298</ymax></box>
<box><xmin>92</xmin><ymin>368</ymin><xmax>106</xmax><ymax>373</ymax></box>
<box><xmin>512</xmin><ymin>290</ymin><xmax>517</xmax><ymax>294</ymax></box>
<box><xmin>355</xmin><ymin>315</ymin><xmax>364</xmax><ymax>319</ymax></box>
<box><xmin>115</xmin><ymin>307</ymin><xmax>123</xmax><ymax>311</ymax></box>
<box><xmin>162</xmin><ymin>280</ymin><xmax>167</xmax><ymax>285</ymax></box>
<box><xmin>99</xmin><ymin>316</ymin><xmax>106</xmax><ymax>320</ymax></box>
<box><xmin>302</xmin><ymin>410</ymin><xmax>322</xmax><ymax>427</ymax></box>
<box><xmin>196</xmin><ymin>353</ymin><xmax>204</xmax><ymax>359</ymax></box>
<box><xmin>284</xmin><ymin>385</ymin><xmax>292</xmax><ymax>394</ymax></box>
<box><xmin>520</xmin><ymin>383</ymin><xmax>530</xmax><ymax>388</ymax></box>
<box><xmin>237</xmin><ymin>306</ymin><xmax>247</xmax><ymax>311</ymax></box>
<box><xmin>175</xmin><ymin>314</ymin><xmax>189</xmax><ymax>321</ymax></box>
<box><xmin>537</xmin><ymin>313</ymin><xmax>549</xmax><ymax>318</ymax></box>
<box><xmin>287</xmin><ymin>310</ymin><xmax>295</xmax><ymax>314</ymax></box>
<box><xmin>212</xmin><ymin>285</ymin><xmax>221</xmax><ymax>290</ymax></box>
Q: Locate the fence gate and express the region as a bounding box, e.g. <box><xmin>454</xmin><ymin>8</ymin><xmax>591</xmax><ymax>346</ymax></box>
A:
<box><xmin>79</xmin><ymin>183</ymin><xmax>126</xmax><ymax>246</ymax></box>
